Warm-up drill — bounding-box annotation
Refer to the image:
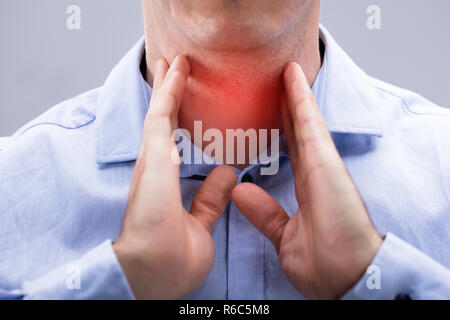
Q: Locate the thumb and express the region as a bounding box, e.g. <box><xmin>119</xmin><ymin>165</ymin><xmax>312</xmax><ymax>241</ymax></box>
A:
<box><xmin>191</xmin><ymin>166</ymin><xmax>237</xmax><ymax>233</ymax></box>
<box><xmin>232</xmin><ymin>183</ymin><xmax>290</xmax><ymax>253</ymax></box>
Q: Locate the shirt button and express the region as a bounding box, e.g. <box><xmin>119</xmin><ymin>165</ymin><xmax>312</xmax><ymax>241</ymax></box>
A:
<box><xmin>241</xmin><ymin>173</ymin><xmax>254</xmax><ymax>183</ymax></box>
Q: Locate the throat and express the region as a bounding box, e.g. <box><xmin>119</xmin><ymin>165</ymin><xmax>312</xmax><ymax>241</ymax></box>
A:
<box><xmin>180</xmin><ymin>60</ymin><xmax>284</xmax><ymax>131</ymax></box>
<box><xmin>178</xmin><ymin>63</ymin><xmax>283</xmax><ymax>169</ymax></box>
<box><xmin>144</xmin><ymin>23</ymin><xmax>323</xmax><ymax>169</ymax></box>
<box><xmin>178</xmin><ymin>62</ymin><xmax>283</xmax><ymax>167</ymax></box>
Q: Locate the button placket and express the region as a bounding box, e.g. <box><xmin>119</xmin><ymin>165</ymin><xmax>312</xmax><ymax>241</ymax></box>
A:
<box><xmin>226</xmin><ymin>166</ymin><xmax>264</xmax><ymax>299</ymax></box>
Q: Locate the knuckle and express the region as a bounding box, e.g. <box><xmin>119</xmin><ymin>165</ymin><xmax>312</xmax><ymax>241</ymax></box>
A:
<box><xmin>165</xmin><ymin>92</ymin><xmax>180</xmax><ymax>110</ymax></box>
<box><xmin>301</xmin><ymin>161</ymin><xmax>327</xmax><ymax>187</ymax></box>
<box><xmin>144</xmin><ymin>114</ymin><xmax>172</xmax><ymax>135</ymax></box>
<box><xmin>146</xmin><ymin>135</ymin><xmax>169</xmax><ymax>152</ymax></box>
<box><xmin>298</xmin><ymin>123</ymin><xmax>319</xmax><ymax>145</ymax></box>
<box><xmin>294</xmin><ymin>94</ymin><xmax>316</xmax><ymax>111</ymax></box>
<box><xmin>148</xmin><ymin>107</ymin><xmax>171</xmax><ymax>120</ymax></box>
<box><xmin>297</xmin><ymin>119</ymin><xmax>327</xmax><ymax>148</ymax></box>
<box><xmin>261</xmin><ymin>207</ymin><xmax>284</xmax><ymax>235</ymax></box>
<box><xmin>296</xmin><ymin>114</ymin><xmax>324</xmax><ymax>132</ymax></box>
<box><xmin>148</xmin><ymin>94</ymin><xmax>178</xmax><ymax>118</ymax></box>
<box><xmin>171</xmin><ymin>70</ymin><xmax>184</xmax><ymax>80</ymax></box>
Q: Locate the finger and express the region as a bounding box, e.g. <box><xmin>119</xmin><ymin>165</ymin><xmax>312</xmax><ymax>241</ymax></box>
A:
<box><xmin>136</xmin><ymin>56</ymin><xmax>190</xmax><ymax>200</ymax></box>
<box><xmin>164</xmin><ymin>55</ymin><xmax>191</xmax><ymax>88</ymax></box>
<box><xmin>281</xmin><ymin>92</ymin><xmax>305</xmax><ymax>203</ymax></box>
<box><xmin>232</xmin><ymin>183</ymin><xmax>290</xmax><ymax>253</ymax></box>
<box><xmin>141</xmin><ymin>59</ymin><xmax>170</xmax><ymax>146</ymax></box>
<box><xmin>283</xmin><ymin>62</ymin><xmax>342</xmax><ymax>177</ymax></box>
<box><xmin>280</xmin><ymin>92</ymin><xmax>299</xmax><ymax>174</ymax></box>
<box><xmin>191</xmin><ymin>166</ymin><xmax>237</xmax><ymax>233</ymax></box>
<box><xmin>152</xmin><ymin>58</ymin><xmax>169</xmax><ymax>92</ymax></box>
<box><xmin>147</xmin><ymin>55</ymin><xmax>191</xmax><ymax>135</ymax></box>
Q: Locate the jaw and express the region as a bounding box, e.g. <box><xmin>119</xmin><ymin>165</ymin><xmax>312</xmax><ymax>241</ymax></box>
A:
<box><xmin>164</xmin><ymin>0</ymin><xmax>318</xmax><ymax>52</ymax></box>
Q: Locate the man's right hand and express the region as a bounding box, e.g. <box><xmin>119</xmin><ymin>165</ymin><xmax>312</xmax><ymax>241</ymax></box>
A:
<box><xmin>113</xmin><ymin>56</ymin><xmax>237</xmax><ymax>300</ymax></box>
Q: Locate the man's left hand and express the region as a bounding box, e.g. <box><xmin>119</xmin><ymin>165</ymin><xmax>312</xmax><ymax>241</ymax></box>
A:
<box><xmin>232</xmin><ymin>62</ymin><xmax>383</xmax><ymax>299</ymax></box>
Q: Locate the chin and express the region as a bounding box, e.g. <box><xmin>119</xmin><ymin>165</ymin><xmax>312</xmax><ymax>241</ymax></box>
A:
<box><xmin>168</xmin><ymin>0</ymin><xmax>311</xmax><ymax>51</ymax></box>
<box><xmin>185</xmin><ymin>20</ymin><xmax>283</xmax><ymax>52</ymax></box>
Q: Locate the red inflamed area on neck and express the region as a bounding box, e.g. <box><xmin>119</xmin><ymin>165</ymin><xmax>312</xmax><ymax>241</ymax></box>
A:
<box><xmin>178</xmin><ymin>67</ymin><xmax>283</xmax><ymax>169</ymax></box>
<box><xmin>181</xmin><ymin>66</ymin><xmax>283</xmax><ymax>131</ymax></box>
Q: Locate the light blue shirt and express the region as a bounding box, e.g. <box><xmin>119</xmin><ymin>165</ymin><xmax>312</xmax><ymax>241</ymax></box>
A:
<box><xmin>1</xmin><ymin>26</ymin><xmax>449</xmax><ymax>300</ymax></box>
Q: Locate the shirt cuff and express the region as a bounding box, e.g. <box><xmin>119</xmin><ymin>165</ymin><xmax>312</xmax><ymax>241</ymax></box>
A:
<box><xmin>22</xmin><ymin>240</ymin><xmax>135</xmax><ymax>300</ymax></box>
<box><xmin>342</xmin><ymin>233</ymin><xmax>450</xmax><ymax>300</ymax></box>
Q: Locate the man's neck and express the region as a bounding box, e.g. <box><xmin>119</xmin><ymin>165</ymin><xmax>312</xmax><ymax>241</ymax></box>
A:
<box><xmin>144</xmin><ymin>9</ymin><xmax>321</xmax><ymax>166</ymax></box>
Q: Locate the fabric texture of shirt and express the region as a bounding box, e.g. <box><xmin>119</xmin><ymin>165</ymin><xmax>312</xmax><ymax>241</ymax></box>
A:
<box><xmin>1</xmin><ymin>26</ymin><xmax>450</xmax><ymax>300</ymax></box>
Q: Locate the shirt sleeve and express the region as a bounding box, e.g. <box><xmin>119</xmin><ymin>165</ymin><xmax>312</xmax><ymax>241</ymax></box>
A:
<box><xmin>0</xmin><ymin>240</ymin><xmax>135</xmax><ymax>300</ymax></box>
<box><xmin>342</xmin><ymin>232</ymin><xmax>450</xmax><ymax>300</ymax></box>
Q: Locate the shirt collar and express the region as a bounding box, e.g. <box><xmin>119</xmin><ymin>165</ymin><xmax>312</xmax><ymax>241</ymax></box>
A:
<box><xmin>95</xmin><ymin>36</ymin><xmax>150</xmax><ymax>164</ymax></box>
<box><xmin>95</xmin><ymin>25</ymin><xmax>383</xmax><ymax>165</ymax></box>
<box><xmin>312</xmin><ymin>26</ymin><xmax>383</xmax><ymax>137</ymax></box>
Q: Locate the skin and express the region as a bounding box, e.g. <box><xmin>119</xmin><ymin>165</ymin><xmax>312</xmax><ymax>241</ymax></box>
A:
<box><xmin>113</xmin><ymin>0</ymin><xmax>383</xmax><ymax>299</ymax></box>
<box><xmin>142</xmin><ymin>0</ymin><xmax>321</xmax><ymax>167</ymax></box>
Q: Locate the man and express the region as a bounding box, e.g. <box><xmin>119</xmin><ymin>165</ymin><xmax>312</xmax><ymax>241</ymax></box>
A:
<box><xmin>0</xmin><ymin>0</ymin><xmax>449</xmax><ymax>300</ymax></box>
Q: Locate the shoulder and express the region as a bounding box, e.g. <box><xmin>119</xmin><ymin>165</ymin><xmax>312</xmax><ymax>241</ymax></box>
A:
<box><xmin>14</xmin><ymin>88</ymin><xmax>99</xmax><ymax>139</ymax></box>
<box><xmin>0</xmin><ymin>88</ymin><xmax>101</xmax><ymax>186</ymax></box>
<box><xmin>0</xmin><ymin>88</ymin><xmax>99</xmax><ymax>152</ymax></box>
<box><xmin>369</xmin><ymin>74</ymin><xmax>450</xmax><ymax>146</ymax></box>
<box><xmin>369</xmin><ymin>77</ymin><xmax>450</xmax><ymax>202</ymax></box>
<box><xmin>369</xmin><ymin>76</ymin><xmax>450</xmax><ymax>145</ymax></box>
<box><xmin>369</xmin><ymin>76</ymin><xmax>450</xmax><ymax>120</ymax></box>
<box><xmin>0</xmin><ymin>89</ymin><xmax>98</xmax><ymax>153</ymax></box>
<box><xmin>0</xmin><ymin>88</ymin><xmax>105</xmax><ymax>265</ymax></box>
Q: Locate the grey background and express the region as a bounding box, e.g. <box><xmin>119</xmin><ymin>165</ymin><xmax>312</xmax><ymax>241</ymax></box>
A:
<box><xmin>0</xmin><ymin>0</ymin><xmax>449</xmax><ymax>136</ymax></box>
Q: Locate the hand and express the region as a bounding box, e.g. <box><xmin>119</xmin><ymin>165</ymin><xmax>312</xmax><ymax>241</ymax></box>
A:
<box><xmin>113</xmin><ymin>56</ymin><xmax>237</xmax><ymax>299</ymax></box>
<box><xmin>232</xmin><ymin>62</ymin><xmax>383</xmax><ymax>299</ymax></box>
